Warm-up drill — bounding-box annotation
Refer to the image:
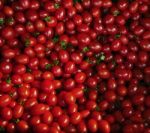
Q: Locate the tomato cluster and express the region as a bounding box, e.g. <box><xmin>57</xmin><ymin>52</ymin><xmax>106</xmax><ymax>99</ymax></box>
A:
<box><xmin>0</xmin><ymin>0</ymin><xmax>150</xmax><ymax>133</ymax></box>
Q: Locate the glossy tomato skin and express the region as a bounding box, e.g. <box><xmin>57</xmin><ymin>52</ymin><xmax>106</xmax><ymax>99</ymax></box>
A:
<box><xmin>70</xmin><ymin>112</ymin><xmax>82</xmax><ymax>125</ymax></box>
<box><xmin>17</xmin><ymin>86</ymin><xmax>30</xmax><ymax>98</ymax></box>
<box><xmin>29</xmin><ymin>116</ymin><xmax>41</xmax><ymax>126</ymax></box>
<box><xmin>98</xmin><ymin>120</ymin><xmax>110</xmax><ymax>133</ymax></box>
<box><xmin>87</xmin><ymin>119</ymin><xmax>98</xmax><ymax>132</ymax></box>
<box><xmin>91</xmin><ymin>111</ymin><xmax>102</xmax><ymax>121</ymax></box>
<box><xmin>67</xmin><ymin>103</ymin><xmax>78</xmax><ymax>114</ymax></box>
<box><xmin>16</xmin><ymin>120</ymin><xmax>29</xmax><ymax>133</ymax></box>
<box><xmin>77</xmin><ymin>121</ymin><xmax>87</xmax><ymax>132</ymax></box>
<box><xmin>0</xmin><ymin>94</ymin><xmax>11</xmax><ymax>107</ymax></box>
<box><xmin>49</xmin><ymin>127</ymin><xmax>60</xmax><ymax>133</ymax></box>
<box><xmin>1</xmin><ymin>27</ymin><xmax>15</xmax><ymax>40</ymax></box>
<box><xmin>46</xmin><ymin>94</ymin><xmax>57</xmax><ymax>106</ymax></box>
<box><xmin>6</xmin><ymin>123</ymin><xmax>16</xmax><ymax>133</ymax></box>
<box><xmin>30</xmin><ymin>104</ymin><xmax>46</xmax><ymax>115</ymax></box>
<box><xmin>64</xmin><ymin>92</ymin><xmax>76</xmax><ymax>104</ymax></box>
<box><xmin>74</xmin><ymin>72</ymin><xmax>86</xmax><ymax>83</ymax></box>
<box><xmin>0</xmin><ymin>61</ymin><xmax>12</xmax><ymax>74</ymax></box>
<box><xmin>77</xmin><ymin>33</ymin><xmax>91</xmax><ymax>46</ymax></box>
<box><xmin>13</xmin><ymin>104</ymin><xmax>24</xmax><ymax>119</ymax></box>
<box><xmin>41</xmin><ymin>80</ymin><xmax>54</xmax><ymax>93</ymax></box>
<box><xmin>24</xmin><ymin>98</ymin><xmax>37</xmax><ymax>109</ymax></box>
<box><xmin>64</xmin><ymin>61</ymin><xmax>76</xmax><ymax>74</ymax></box>
<box><xmin>0</xmin><ymin>0</ymin><xmax>149</xmax><ymax>132</ymax></box>
<box><xmin>0</xmin><ymin>81</ymin><xmax>12</xmax><ymax>93</ymax></box>
<box><xmin>41</xmin><ymin>111</ymin><xmax>53</xmax><ymax>125</ymax></box>
<box><xmin>33</xmin><ymin>123</ymin><xmax>49</xmax><ymax>133</ymax></box>
<box><xmin>29</xmin><ymin>88</ymin><xmax>38</xmax><ymax>98</ymax></box>
<box><xmin>51</xmin><ymin>106</ymin><xmax>63</xmax><ymax>118</ymax></box>
<box><xmin>72</xmin><ymin>87</ymin><xmax>84</xmax><ymax>99</ymax></box>
<box><xmin>58</xmin><ymin>114</ymin><xmax>70</xmax><ymax>128</ymax></box>
<box><xmin>1</xmin><ymin>107</ymin><xmax>12</xmax><ymax>120</ymax></box>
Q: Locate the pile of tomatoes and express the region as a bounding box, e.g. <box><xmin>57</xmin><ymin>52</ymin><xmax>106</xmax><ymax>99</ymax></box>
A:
<box><xmin>0</xmin><ymin>0</ymin><xmax>150</xmax><ymax>132</ymax></box>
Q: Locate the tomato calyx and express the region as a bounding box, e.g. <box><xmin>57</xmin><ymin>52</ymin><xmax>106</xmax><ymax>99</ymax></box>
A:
<box><xmin>33</xmin><ymin>32</ymin><xmax>40</xmax><ymax>37</ymax></box>
<box><xmin>54</xmin><ymin>3</ymin><xmax>60</xmax><ymax>9</ymax></box>
<box><xmin>60</xmin><ymin>41</ymin><xmax>67</xmax><ymax>50</ymax></box>
<box><xmin>26</xmin><ymin>68</ymin><xmax>32</xmax><ymax>73</ymax></box>
<box><xmin>53</xmin><ymin>35</ymin><xmax>59</xmax><ymax>43</ymax></box>
<box><xmin>11</xmin><ymin>119</ymin><xmax>20</xmax><ymax>124</ymax></box>
<box><xmin>18</xmin><ymin>100</ymin><xmax>25</xmax><ymax>106</ymax></box>
<box><xmin>24</xmin><ymin>38</ymin><xmax>30</xmax><ymax>47</ymax></box>
<box><xmin>6</xmin><ymin>17</ymin><xmax>14</xmax><ymax>25</ymax></box>
<box><xmin>115</xmin><ymin>34</ymin><xmax>121</xmax><ymax>38</ymax></box>
<box><xmin>83</xmin><ymin>47</ymin><xmax>90</xmax><ymax>53</ymax></box>
<box><xmin>0</xmin><ymin>126</ymin><xmax>5</xmax><ymax>132</ymax></box>
<box><xmin>96</xmin><ymin>53</ymin><xmax>105</xmax><ymax>64</ymax></box>
<box><xmin>95</xmin><ymin>106</ymin><xmax>100</xmax><ymax>111</ymax></box>
<box><xmin>43</xmin><ymin>16</ymin><xmax>51</xmax><ymax>22</ymax></box>
<box><xmin>6</xmin><ymin>77</ymin><xmax>11</xmax><ymax>84</ymax></box>
<box><xmin>45</xmin><ymin>64</ymin><xmax>52</xmax><ymax>70</ymax></box>
<box><xmin>45</xmin><ymin>60</ymin><xmax>60</xmax><ymax>70</ymax></box>
<box><xmin>113</xmin><ymin>11</ymin><xmax>120</xmax><ymax>16</ymax></box>
<box><xmin>0</xmin><ymin>18</ymin><xmax>5</xmax><ymax>25</ymax></box>
<box><xmin>73</xmin><ymin>0</ymin><xmax>82</xmax><ymax>4</ymax></box>
<box><xmin>53</xmin><ymin>60</ymin><xmax>60</xmax><ymax>66</ymax></box>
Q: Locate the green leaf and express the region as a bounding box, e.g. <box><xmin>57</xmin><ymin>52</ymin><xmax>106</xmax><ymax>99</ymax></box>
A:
<box><xmin>26</xmin><ymin>68</ymin><xmax>32</xmax><ymax>73</ymax></box>
<box><xmin>83</xmin><ymin>47</ymin><xmax>89</xmax><ymax>52</ymax></box>
<box><xmin>53</xmin><ymin>35</ymin><xmax>59</xmax><ymax>43</ymax></box>
<box><xmin>85</xmin><ymin>57</ymin><xmax>91</xmax><ymax>64</ymax></box>
<box><xmin>95</xmin><ymin>106</ymin><xmax>100</xmax><ymax>111</ymax></box>
<box><xmin>113</xmin><ymin>11</ymin><xmax>120</xmax><ymax>16</ymax></box>
<box><xmin>45</xmin><ymin>48</ymin><xmax>49</xmax><ymax>52</ymax></box>
<box><xmin>83</xmin><ymin>87</ymin><xmax>88</xmax><ymax>92</ymax></box>
<box><xmin>60</xmin><ymin>41</ymin><xmax>67</xmax><ymax>50</ymax></box>
<box><xmin>0</xmin><ymin>18</ymin><xmax>4</xmax><ymax>25</ymax></box>
<box><xmin>27</xmin><ymin>21</ymin><xmax>32</xmax><ymax>25</ymax></box>
<box><xmin>25</xmin><ymin>39</ymin><xmax>30</xmax><ymax>47</ymax></box>
<box><xmin>6</xmin><ymin>17</ymin><xmax>14</xmax><ymax>24</ymax></box>
<box><xmin>112</xmin><ymin>60</ymin><xmax>116</xmax><ymax>65</ymax></box>
<box><xmin>73</xmin><ymin>0</ymin><xmax>82</xmax><ymax>3</ymax></box>
<box><xmin>96</xmin><ymin>53</ymin><xmax>105</xmax><ymax>64</ymax></box>
<box><xmin>43</xmin><ymin>16</ymin><xmax>51</xmax><ymax>22</ymax></box>
<box><xmin>12</xmin><ymin>119</ymin><xmax>20</xmax><ymax>123</ymax></box>
<box><xmin>19</xmin><ymin>100</ymin><xmax>25</xmax><ymax>106</ymax></box>
<box><xmin>14</xmin><ymin>84</ymin><xmax>21</xmax><ymax>88</ymax></box>
<box><xmin>126</xmin><ymin>18</ymin><xmax>132</xmax><ymax>27</ymax></box>
<box><xmin>45</xmin><ymin>64</ymin><xmax>52</xmax><ymax>70</ymax></box>
<box><xmin>111</xmin><ymin>0</ymin><xmax>118</xmax><ymax>3</ymax></box>
<box><xmin>0</xmin><ymin>126</ymin><xmax>5</xmax><ymax>132</ymax></box>
<box><xmin>115</xmin><ymin>34</ymin><xmax>121</xmax><ymax>38</ymax></box>
<box><xmin>55</xmin><ymin>89</ymin><xmax>61</xmax><ymax>94</ymax></box>
<box><xmin>100</xmin><ymin>54</ymin><xmax>105</xmax><ymax>60</ymax></box>
<box><xmin>54</xmin><ymin>3</ymin><xmax>60</xmax><ymax>9</ymax></box>
<box><xmin>83</xmin><ymin>87</ymin><xmax>89</xmax><ymax>98</ymax></box>
<box><xmin>97</xmin><ymin>35</ymin><xmax>107</xmax><ymax>43</ymax></box>
<box><xmin>68</xmin><ymin>43</ymin><xmax>73</xmax><ymax>48</ymax></box>
<box><xmin>53</xmin><ymin>60</ymin><xmax>59</xmax><ymax>66</ymax></box>
<box><xmin>15</xmin><ymin>119</ymin><xmax>20</xmax><ymax>123</ymax></box>
<box><xmin>129</xmin><ymin>0</ymin><xmax>134</xmax><ymax>2</ymax></box>
<box><xmin>6</xmin><ymin>77</ymin><xmax>11</xmax><ymax>84</ymax></box>
<box><xmin>114</xmin><ymin>100</ymin><xmax>121</xmax><ymax>109</ymax></box>
<box><xmin>33</xmin><ymin>32</ymin><xmax>40</xmax><ymax>37</ymax></box>
<box><xmin>140</xmin><ymin>80</ymin><xmax>150</xmax><ymax>87</ymax></box>
<box><xmin>9</xmin><ymin>92</ymin><xmax>13</xmax><ymax>97</ymax></box>
<box><xmin>40</xmin><ymin>3</ymin><xmax>44</xmax><ymax>7</ymax></box>
<box><xmin>97</xmin><ymin>96</ymin><xmax>104</xmax><ymax>102</ymax></box>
